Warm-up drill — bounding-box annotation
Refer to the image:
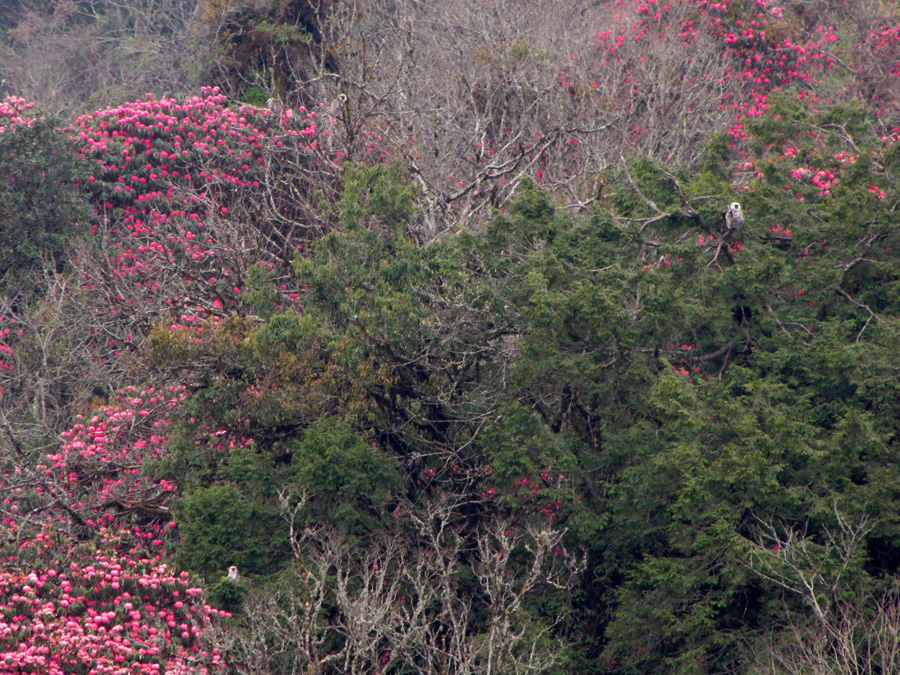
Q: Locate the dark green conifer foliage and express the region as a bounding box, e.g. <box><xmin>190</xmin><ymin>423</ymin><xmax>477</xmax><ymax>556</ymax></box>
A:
<box><xmin>0</xmin><ymin>116</ymin><xmax>89</xmax><ymax>301</ymax></box>
<box><xmin>144</xmin><ymin>101</ymin><xmax>900</xmax><ymax>673</ymax></box>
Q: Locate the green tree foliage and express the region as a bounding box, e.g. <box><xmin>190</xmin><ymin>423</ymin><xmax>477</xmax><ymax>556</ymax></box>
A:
<box><xmin>283</xmin><ymin>418</ymin><xmax>401</xmax><ymax>532</ymax></box>
<box><xmin>146</xmin><ymin>96</ymin><xmax>900</xmax><ymax>673</ymax></box>
<box><xmin>8</xmin><ymin>1</ymin><xmax>900</xmax><ymax>671</ymax></box>
<box><xmin>589</xmin><ymin>99</ymin><xmax>900</xmax><ymax>672</ymax></box>
<box><xmin>204</xmin><ymin>0</ymin><xmax>339</xmax><ymax>105</ymax></box>
<box><xmin>0</xmin><ymin>115</ymin><xmax>89</xmax><ymax>301</ymax></box>
<box><xmin>175</xmin><ymin>483</ymin><xmax>288</xmax><ymax>578</ymax></box>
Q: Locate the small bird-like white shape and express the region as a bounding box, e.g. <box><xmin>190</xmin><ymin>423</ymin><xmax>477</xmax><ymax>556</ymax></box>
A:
<box><xmin>328</xmin><ymin>93</ymin><xmax>347</xmax><ymax>121</ymax></box>
<box><xmin>226</xmin><ymin>565</ymin><xmax>239</xmax><ymax>582</ymax></box>
<box><xmin>266</xmin><ymin>98</ymin><xmax>284</xmax><ymax>115</ymax></box>
<box><xmin>724</xmin><ymin>202</ymin><xmax>744</xmax><ymax>231</ymax></box>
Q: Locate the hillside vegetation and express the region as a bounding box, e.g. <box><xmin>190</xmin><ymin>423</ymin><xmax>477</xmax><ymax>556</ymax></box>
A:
<box><xmin>1</xmin><ymin>0</ymin><xmax>900</xmax><ymax>673</ymax></box>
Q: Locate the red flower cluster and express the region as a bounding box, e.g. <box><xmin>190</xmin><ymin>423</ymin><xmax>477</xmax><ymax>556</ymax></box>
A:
<box><xmin>0</xmin><ymin>550</ymin><xmax>227</xmax><ymax>674</ymax></box>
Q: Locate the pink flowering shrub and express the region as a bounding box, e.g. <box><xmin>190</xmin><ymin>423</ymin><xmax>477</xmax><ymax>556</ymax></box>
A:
<box><xmin>0</xmin><ymin>96</ymin><xmax>37</xmax><ymax>132</ymax></box>
<box><xmin>588</xmin><ymin>0</ymin><xmax>846</xmax><ymax>147</ymax></box>
<box><xmin>50</xmin><ymin>386</ymin><xmax>188</xmax><ymax>521</ymax></box>
<box><xmin>71</xmin><ymin>89</ymin><xmax>315</xmax><ymax>339</ymax></box>
<box><xmin>0</xmin><ymin>547</ymin><xmax>227</xmax><ymax>674</ymax></box>
<box><xmin>0</xmin><ymin>387</ymin><xmax>231</xmax><ymax>673</ymax></box>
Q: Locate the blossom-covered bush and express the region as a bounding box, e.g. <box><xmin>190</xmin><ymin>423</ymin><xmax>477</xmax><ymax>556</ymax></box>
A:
<box><xmin>2</xmin><ymin>2</ymin><xmax>900</xmax><ymax>673</ymax></box>
<box><xmin>0</xmin><ymin>382</ymin><xmax>229</xmax><ymax>672</ymax></box>
<box><xmin>0</xmin><ymin>547</ymin><xmax>227</xmax><ymax>674</ymax></box>
<box><xmin>71</xmin><ymin>88</ymin><xmax>316</xmax><ymax>339</ymax></box>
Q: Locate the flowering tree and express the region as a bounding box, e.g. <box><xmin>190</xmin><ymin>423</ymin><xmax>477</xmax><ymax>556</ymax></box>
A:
<box><xmin>0</xmin><ymin>388</ymin><xmax>229</xmax><ymax>673</ymax></box>
<box><xmin>195</xmin><ymin>0</ymin><xmax>900</xmax><ymax>234</ymax></box>
<box><xmin>0</xmin><ymin>549</ymin><xmax>228</xmax><ymax>674</ymax></box>
<box><xmin>2</xmin><ymin>1</ymin><xmax>900</xmax><ymax>673</ymax></box>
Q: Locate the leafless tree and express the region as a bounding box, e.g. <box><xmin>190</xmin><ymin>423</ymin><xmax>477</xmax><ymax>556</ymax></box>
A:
<box><xmin>0</xmin><ymin>264</ymin><xmax>134</xmax><ymax>452</ymax></box>
<box><xmin>747</xmin><ymin>508</ymin><xmax>873</xmax><ymax>626</ymax></box>
<box><xmin>202</xmin><ymin>0</ymin><xmax>745</xmax><ymax>239</ymax></box>
<box><xmin>0</xmin><ymin>0</ymin><xmax>208</xmax><ymax>116</ymax></box>
<box><xmin>744</xmin><ymin>507</ymin><xmax>900</xmax><ymax>674</ymax></box>
<box><xmin>747</xmin><ymin>587</ymin><xmax>900</xmax><ymax>675</ymax></box>
<box><xmin>217</xmin><ymin>491</ymin><xmax>581</xmax><ymax>675</ymax></box>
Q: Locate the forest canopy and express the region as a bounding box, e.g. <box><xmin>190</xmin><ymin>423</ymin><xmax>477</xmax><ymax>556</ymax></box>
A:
<box><xmin>1</xmin><ymin>0</ymin><xmax>900</xmax><ymax>673</ymax></box>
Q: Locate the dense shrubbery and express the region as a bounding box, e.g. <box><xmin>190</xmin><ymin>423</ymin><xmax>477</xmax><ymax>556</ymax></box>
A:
<box><xmin>2</xmin><ymin>1</ymin><xmax>900</xmax><ymax>673</ymax></box>
<box><xmin>0</xmin><ymin>109</ymin><xmax>88</xmax><ymax>301</ymax></box>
